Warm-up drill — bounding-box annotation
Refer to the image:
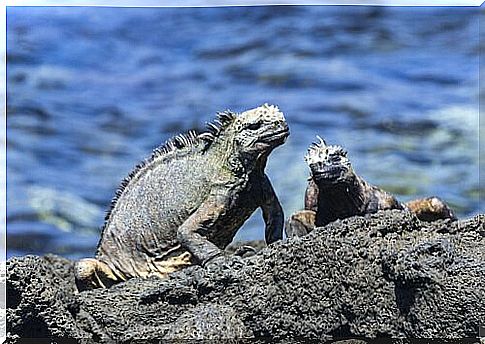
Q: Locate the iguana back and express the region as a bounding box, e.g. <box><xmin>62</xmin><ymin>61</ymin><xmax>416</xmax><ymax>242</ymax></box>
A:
<box><xmin>98</xmin><ymin>137</ymin><xmax>216</xmax><ymax>278</ymax></box>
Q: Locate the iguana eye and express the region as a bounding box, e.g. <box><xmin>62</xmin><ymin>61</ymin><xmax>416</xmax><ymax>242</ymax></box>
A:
<box><xmin>247</xmin><ymin>123</ymin><xmax>261</xmax><ymax>130</ymax></box>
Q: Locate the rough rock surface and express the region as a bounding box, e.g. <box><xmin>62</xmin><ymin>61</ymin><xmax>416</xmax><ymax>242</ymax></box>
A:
<box><xmin>7</xmin><ymin>211</ymin><xmax>485</xmax><ymax>342</ymax></box>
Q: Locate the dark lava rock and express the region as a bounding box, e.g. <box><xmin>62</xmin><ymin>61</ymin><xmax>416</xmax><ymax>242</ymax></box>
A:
<box><xmin>6</xmin><ymin>211</ymin><xmax>485</xmax><ymax>342</ymax></box>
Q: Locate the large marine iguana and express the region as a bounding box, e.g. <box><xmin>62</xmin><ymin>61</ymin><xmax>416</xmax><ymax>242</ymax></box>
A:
<box><xmin>75</xmin><ymin>104</ymin><xmax>289</xmax><ymax>290</ymax></box>
<box><xmin>285</xmin><ymin>137</ymin><xmax>456</xmax><ymax>238</ymax></box>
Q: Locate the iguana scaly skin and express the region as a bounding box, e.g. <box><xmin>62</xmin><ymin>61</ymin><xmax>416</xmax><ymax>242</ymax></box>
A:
<box><xmin>285</xmin><ymin>137</ymin><xmax>456</xmax><ymax>238</ymax></box>
<box><xmin>75</xmin><ymin>104</ymin><xmax>289</xmax><ymax>290</ymax></box>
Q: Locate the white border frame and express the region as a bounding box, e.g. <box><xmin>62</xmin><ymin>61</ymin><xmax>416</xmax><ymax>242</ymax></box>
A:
<box><xmin>3</xmin><ymin>0</ymin><xmax>485</xmax><ymax>5</ymax></box>
<box><xmin>1</xmin><ymin>3</ymin><xmax>6</xmax><ymax>343</ymax></box>
<box><xmin>1</xmin><ymin>2</ymin><xmax>482</xmax><ymax>343</ymax></box>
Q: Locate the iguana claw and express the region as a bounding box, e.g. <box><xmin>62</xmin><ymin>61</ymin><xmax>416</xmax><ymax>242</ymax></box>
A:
<box><xmin>233</xmin><ymin>245</ymin><xmax>258</xmax><ymax>257</ymax></box>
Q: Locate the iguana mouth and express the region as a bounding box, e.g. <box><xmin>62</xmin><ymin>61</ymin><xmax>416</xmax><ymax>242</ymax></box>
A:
<box><xmin>258</xmin><ymin>127</ymin><xmax>290</xmax><ymax>144</ymax></box>
<box><xmin>313</xmin><ymin>165</ymin><xmax>346</xmax><ymax>182</ymax></box>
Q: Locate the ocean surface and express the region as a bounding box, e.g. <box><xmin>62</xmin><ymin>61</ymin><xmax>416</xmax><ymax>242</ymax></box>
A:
<box><xmin>6</xmin><ymin>6</ymin><xmax>482</xmax><ymax>259</ymax></box>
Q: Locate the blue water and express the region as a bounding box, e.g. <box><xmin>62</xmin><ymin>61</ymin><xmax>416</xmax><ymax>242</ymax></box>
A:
<box><xmin>6</xmin><ymin>6</ymin><xmax>482</xmax><ymax>259</ymax></box>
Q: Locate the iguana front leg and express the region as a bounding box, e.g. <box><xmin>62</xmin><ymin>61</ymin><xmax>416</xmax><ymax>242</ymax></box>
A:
<box><xmin>304</xmin><ymin>178</ymin><xmax>319</xmax><ymax>212</ymax></box>
<box><xmin>284</xmin><ymin>178</ymin><xmax>318</xmax><ymax>238</ymax></box>
<box><xmin>261</xmin><ymin>174</ymin><xmax>284</xmax><ymax>244</ymax></box>
<box><xmin>176</xmin><ymin>192</ymin><xmax>231</xmax><ymax>266</ymax></box>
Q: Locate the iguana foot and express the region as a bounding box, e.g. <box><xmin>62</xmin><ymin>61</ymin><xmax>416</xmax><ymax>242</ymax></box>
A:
<box><xmin>233</xmin><ymin>245</ymin><xmax>258</xmax><ymax>257</ymax></box>
<box><xmin>201</xmin><ymin>250</ymin><xmax>225</xmax><ymax>268</ymax></box>
<box><xmin>74</xmin><ymin>258</ymin><xmax>121</xmax><ymax>291</ymax></box>
<box><xmin>202</xmin><ymin>252</ymin><xmax>245</xmax><ymax>272</ymax></box>
<box><xmin>405</xmin><ymin>197</ymin><xmax>457</xmax><ymax>222</ymax></box>
<box><xmin>285</xmin><ymin>210</ymin><xmax>316</xmax><ymax>238</ymax></box>
<box><xmin>149</xmin><ymin>251</ymin><xmax>193</xmax><ymax>278</ymax></box>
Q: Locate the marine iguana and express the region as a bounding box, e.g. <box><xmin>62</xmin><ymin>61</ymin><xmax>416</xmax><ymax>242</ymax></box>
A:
<box><xmin>75</xmin><ymin>104</ymin><xmax>289</xmax><ymax>290</ymax></box>
<box><xmin>285</xmin><ymin>137</ymin><xmax>456</xmax><ymax>238</ymax></box>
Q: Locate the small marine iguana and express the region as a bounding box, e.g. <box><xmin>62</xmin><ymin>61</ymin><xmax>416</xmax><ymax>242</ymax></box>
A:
<box><xmin>285</xmin><ymin>137</ymin><xmax>456</xmax><ymax>238</ymax></box>
<box><xmin>75</xmin><ymin>104</ymin><xmax>289</xmax><ymax>290</ymax></box>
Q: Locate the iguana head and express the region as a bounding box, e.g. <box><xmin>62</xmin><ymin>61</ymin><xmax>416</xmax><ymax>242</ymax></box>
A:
<box><xmin>202</xmin><ymin>104</ymin><xmax>289</xmax><ymax>171</ymax></box>
<box><xmin>234</xmin><ymin>103</ymin><xmax>289</xmax><ymax>153</ymax></box>
<box><xmin>305</xmin><ymin>136</ymin><xmax>354</xmax><ymax>186</ymax></box>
